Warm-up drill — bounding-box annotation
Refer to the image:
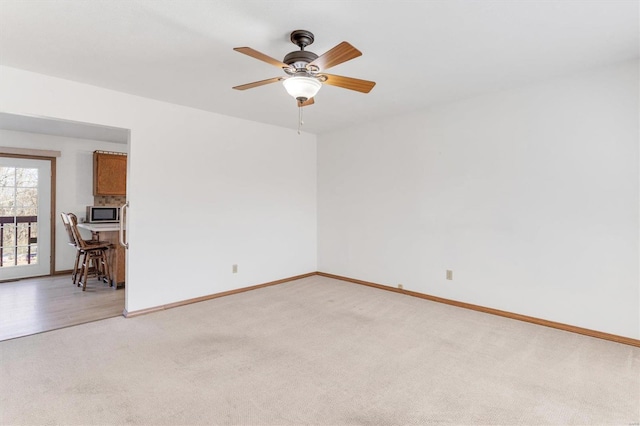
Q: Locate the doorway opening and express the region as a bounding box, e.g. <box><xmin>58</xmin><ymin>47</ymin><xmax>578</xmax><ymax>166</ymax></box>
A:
<box><xmin>0</xmin><ymin>112</ymin><xmax>130</xmax><ymax>341</ymax></box>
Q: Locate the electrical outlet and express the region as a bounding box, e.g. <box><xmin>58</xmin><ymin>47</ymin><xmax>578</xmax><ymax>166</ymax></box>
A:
<box><xmin>397</xmin><ymin>284</ymin><xmax>403</xmax><ymax>290</ymax></box>
<box><xmin>446</xmin><ymin>270</ymin><xmax>453</xmax><ymax>280</ymax></box>
<box><xmin>232</xmin><ymin>264</ymin><xmax>238</xmax><ymax>274</ymax></box>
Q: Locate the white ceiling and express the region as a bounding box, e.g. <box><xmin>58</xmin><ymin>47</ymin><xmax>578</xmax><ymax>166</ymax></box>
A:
<box><xmin>0</xmin><ymin>0</ymin><xmax>638</xmax><ymax>135</ymax></box>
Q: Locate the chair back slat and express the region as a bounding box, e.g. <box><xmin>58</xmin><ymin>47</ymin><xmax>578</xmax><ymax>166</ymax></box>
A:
<box><xmin>60</xmin><ymin>212</ymin><xmax>77</xmax><ymax>247</ymax></box>
<box><xmin>67</xmin><ymin>213</ymin><xmax>89</xmax><ymax>249</ymax></box>
<box><xmin>67</xmin><ymin>213</ymin><xmax>110</xmax><ymax>251</ymax></box>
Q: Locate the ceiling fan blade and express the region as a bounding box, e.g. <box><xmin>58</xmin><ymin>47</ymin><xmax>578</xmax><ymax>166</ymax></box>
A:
<box><xmin>232</xmin><ymin>77</ymin><xmax>283</xmax><ymax>91</ymax></box>
<box><xmin>234</xmin><ymin>47</ymin><xmax>290</xmax><ymax>69</ymax></box>
<box><xmin>320</xmin><ymin>74</ymin><xmax>376</xmax><ymax>93</ymax></box>
<box><xmin>308</xmin><ymin>42</ymin><xmax>362</xmax><ymax>71</ymax></box>
<box><xmin>297</xmin><ymin>97</ymin><xmax>315</xmax><ymax>107</ymax></box>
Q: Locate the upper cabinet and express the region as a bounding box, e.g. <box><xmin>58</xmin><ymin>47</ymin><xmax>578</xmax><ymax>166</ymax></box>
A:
<box><xmin>93</xmin><ymin>151</ymin><xmax>127</xmax><ymax>196</ymax></box>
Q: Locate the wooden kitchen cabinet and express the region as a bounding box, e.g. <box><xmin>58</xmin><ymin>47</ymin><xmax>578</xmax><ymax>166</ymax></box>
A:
<box><xmin>102</xmin><ymin>230</ymin><xmax>126</xmax><ymax>286</ymax></box>
<box><xmin>93</xmin><ymin>151</ymin><xmax>127</xmax><ymax>196</ymax></box>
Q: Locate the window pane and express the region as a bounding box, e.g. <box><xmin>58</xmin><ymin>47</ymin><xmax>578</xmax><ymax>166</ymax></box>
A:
<box><xmin>16</xmin><ymin>187</ymin><xmax>37</xmax><ymax>208</ymax></box>
<box><xmin>29</xmin><ymin>223</ymin><xmax>38</xmax><ymax>243</ymax></box>
<box><xmin>0</xmin><ymin>187</ymin><xmax>15</xmax><ymax>208</ymax></box>
<box><xmin>29</xmin><ymin>244</ymin><xmax>38</xmax><ymax>264</ymax></box>
<box><xmin>0</xmin><ymin>167</ymin><xmax>15</xmax><ymax>186</ymax></box>
<box><xmin>2</xmin><ymin>247</ymin><xmax>15</xmax><ymax>266</ymax></box>
<box><xmin>0</xmin><ymin>209</ymin><xmax>15</xmax><ymax>229</ymax></box>
<box><xmin>16</xmin><ymin>168</ymin><xmax>38</xmax><ymax>187</ymax></box>
<box><xmin>2</xmin><ymin>225</ymin><xmax>15</xmax><ymax>247</ymax></box>
<box><xmin>17</xmin><ymin>223</ymin><xmax>30</xmax><ymax>246</ymax></box>
<box><xmin>15</xmin><ymin>207</ymin><xmax>37</xmax><ymax>217</ymax></box>
<box><xmin>17</xmin><ymin>246</ymin><xmax>29</xmax><ymax>265</ymax></box>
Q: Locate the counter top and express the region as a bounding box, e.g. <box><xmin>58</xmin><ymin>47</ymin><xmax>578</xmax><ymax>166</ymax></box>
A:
<box><xmin>78</xmin><ymin>222</ymin><xmax>122</xmax><ymax>232</ymax></box>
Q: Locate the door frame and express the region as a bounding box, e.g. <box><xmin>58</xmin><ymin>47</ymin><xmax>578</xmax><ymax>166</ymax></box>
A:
<box><xmin>0</xmin><ymin>152</ymin><xmax>56</xmax><ymax>277</ymax></box>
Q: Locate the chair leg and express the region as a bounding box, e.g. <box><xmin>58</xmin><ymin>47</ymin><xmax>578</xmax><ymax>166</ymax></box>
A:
<box><xmin>96</xmin><ymin>254</ymin><xmax>105</xmax><ymax>282</ymax></box>
<box><xmin>77</xmin><ymin>252</ymin><xmax>87</xmax><ymax>287</ymax></box>
<box><xmin>82</xmin><ymin>256</ymin><xmax>90</xmax><ymax>291</ymax></box>
<box><xmin>101</xmin><ymin>248</ymin><xmax>112</xmax><ymax>285</ymax></box>
<box><xmin>80</xmin><ymin>251</ymin><xmax>94</xmax><ymax>291</ymax></box>
<box><xmin>72</xmin><ymin>250</ymin><xmax>81</xmax><ymax>284</ymax></box>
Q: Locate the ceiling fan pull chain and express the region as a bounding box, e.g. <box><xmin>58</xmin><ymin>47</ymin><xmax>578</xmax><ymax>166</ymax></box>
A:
<box><xmin>298</xmin><ymin>105</ymin><xmax>303</xmax><ymax>135</ymax></box>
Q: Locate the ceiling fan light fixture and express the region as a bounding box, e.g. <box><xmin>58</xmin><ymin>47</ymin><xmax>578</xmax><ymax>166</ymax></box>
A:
<box><xmin>283</xmin><ymin>76</ymin><xmax>322</xmax><ymax>101</ymax></box>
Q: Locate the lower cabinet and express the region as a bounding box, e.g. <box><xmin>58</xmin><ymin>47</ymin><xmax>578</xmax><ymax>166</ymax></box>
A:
<box><xmin>102</xmin><ymin>231</ymin><xmax>126</xmax><ymax>287</ymax></box>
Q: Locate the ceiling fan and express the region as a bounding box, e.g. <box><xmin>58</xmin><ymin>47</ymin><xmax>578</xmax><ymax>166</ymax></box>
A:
<box><xmin>232</xmin><ymin>29</ymin><xmax>376</xmax><ymax>109</ymax></box>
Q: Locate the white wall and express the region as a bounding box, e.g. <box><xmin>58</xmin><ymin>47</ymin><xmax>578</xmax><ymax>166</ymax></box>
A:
<box><xmin>2</xmin><ymin>61</ymin><xmax>637</xmax><ymax>339</ymax></box>
<box><xmin>0</xmin><ymin>129</ymin><xmax>127</xmax><ymax>272</ymax></box>
<box><xmin>318</xmin><ymin>60</ymin><xmax>639</xmax><ymax>339</ymax></box>
<box><xmin>0</xmin><ymin>66</ymin><xmax>318</xmax><ymax>313</ymax></box>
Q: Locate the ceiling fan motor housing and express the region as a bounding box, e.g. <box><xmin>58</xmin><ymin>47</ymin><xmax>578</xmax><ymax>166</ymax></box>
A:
<box><xmin>284</xmin><ymin>29</ymin><xmax>319</xmax><ymax>72</ymax></box>
<box><xmin>283</xmin><ymin>50</ymin><xmax>319</xmax><ymax>70</ymax></box>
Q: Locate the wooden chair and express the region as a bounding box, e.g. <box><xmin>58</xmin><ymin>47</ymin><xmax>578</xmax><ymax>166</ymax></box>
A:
<box><xmin>60</xmin><ymin>213</ymin><xmax>104</xmax><ymax>285</ymax></box>
<box><xmin>60</xmin><ymin>212</ymin><xmax>82</xmax><ymax>284</ymax></box>
<box><xmin>66</xmin><ymin>213</ymin><xmax>112</xmax><ymax>291</ymax></box>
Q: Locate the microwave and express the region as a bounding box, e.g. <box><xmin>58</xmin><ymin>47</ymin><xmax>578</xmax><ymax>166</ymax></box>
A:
<box><xmin>86</xmin><ymin>206</ymin><xmax>120</xmax><ymax>223</ymax></box>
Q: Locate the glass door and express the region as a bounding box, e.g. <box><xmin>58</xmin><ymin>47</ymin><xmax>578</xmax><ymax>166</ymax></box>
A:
<box><xmin>0</xmin><ymin>157</ymin><xmax>51</xmax><ymax>280</ymax></box>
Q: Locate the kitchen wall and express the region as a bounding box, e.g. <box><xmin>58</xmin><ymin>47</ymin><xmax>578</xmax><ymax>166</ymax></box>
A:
<box><xmin>317</xmin><ymin>60</ymin><xmax>639</xmax><ymax>339</ymax></box>
<box><xmin>0</xmin><ymin>129</ymin><xmax>127</xmax><ymax>272</ymax></box>
<box><xmin>0</xmin><ymin>65</ymin><xmax>318</xmax><ymax>313</ymax></box>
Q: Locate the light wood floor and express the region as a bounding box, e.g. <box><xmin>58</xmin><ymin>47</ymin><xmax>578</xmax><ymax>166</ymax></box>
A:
<box><xmin>0</xmin><ymin>274</ymin><xmax>125</xmax><ymax>341</ymax></box>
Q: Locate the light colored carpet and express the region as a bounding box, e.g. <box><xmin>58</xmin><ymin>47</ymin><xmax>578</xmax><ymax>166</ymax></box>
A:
<box><xmin>0</xmin><ymin>275</ymin><xmax>638</xmax><ymax>425</ymax></box>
